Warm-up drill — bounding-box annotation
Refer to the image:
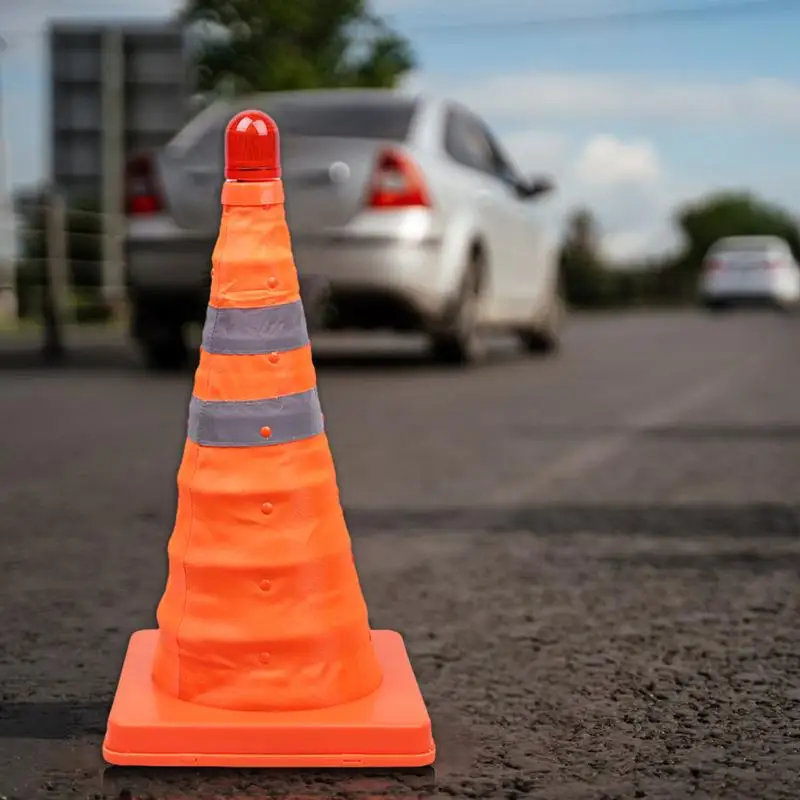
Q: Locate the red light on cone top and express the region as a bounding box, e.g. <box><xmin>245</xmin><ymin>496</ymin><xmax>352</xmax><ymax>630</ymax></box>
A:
<box><xmin>225</xmin><ymin>109</ymin><xmax>281</xmax><ymax>181</ymax></box>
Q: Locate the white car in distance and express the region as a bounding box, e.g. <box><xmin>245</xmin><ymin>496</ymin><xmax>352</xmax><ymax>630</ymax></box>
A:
<box><xmin>700</xmin><ymin>235</ymin><xmax>800</xmax><ymax>311</ymax></box>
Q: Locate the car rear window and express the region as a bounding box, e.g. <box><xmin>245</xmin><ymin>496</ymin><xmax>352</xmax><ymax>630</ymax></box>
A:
<box><xmin>266</xmin><ymin>100</ymin><xmax>417</xmax><ymax>141</ymax></box>
<box><xmin>167</xmin><ymin>97</ymin><xmax>417</xmax><ymax>163</ymax></box>
<box><xmin>719</xmin><ymin>249</ymin><xmax>770</xmax><ymax>258</ymax></box>
<box><xmin>713</xmin><ymin>238</ymin><xmax>786</xmax><ymax>254</ymax></box>
<box><xmin>715</xmin><ymin>247</ymin><xmax>776</xmax><ymax>262</ymax></box>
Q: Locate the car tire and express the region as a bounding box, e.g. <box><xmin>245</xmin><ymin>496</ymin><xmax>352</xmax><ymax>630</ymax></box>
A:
<box><xmin>140</xmin><ymin>325</ymin><xmax>189</xmax><ymax>371</ymax></box>
<box><xmin>299</xmin><ymin>275</ymin><xmax>332</xmax><ymax>333</ymax></box>
<box><xmin>429</xmin><ymin>247</ymin><xmax>486</xmax><ymax>366</ymax></box>
<box><xmin>774</xmin><ymin>299</ymin><xmax>798</xmax><ymax>314</ymax></box>
<box><xmin>516</xmin><ymin>273</ymin><xmax>564</xmax><ymax>356</ymax></box>
<box><xmin>132</xmin><ymin>297</ymin><xmax>190</xmax><ymax>371</ymax></box>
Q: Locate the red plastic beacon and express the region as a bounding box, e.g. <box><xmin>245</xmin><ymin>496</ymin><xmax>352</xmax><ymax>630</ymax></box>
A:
<box><xmin>225</xmin><ymin>109</ymin><xmax>281</xmax><ymax>182</ymax></box>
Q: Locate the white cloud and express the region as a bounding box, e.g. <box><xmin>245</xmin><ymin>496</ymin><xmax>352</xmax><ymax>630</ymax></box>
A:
<box><xmin>565</xmin><ymin>135</ymin><xmax>686</xmax><ymax>261</ymax></box>
<box><xmin>435</xmin><ymin>71</ymin><xmax>686</xmax><ymax>261</ymax></box>
<box><xmin>502</xmin><ymin>129</ymin><xmax>570</xmax><ymax>172</ymax></box>
<box><xmin>497</xmin><ymin>130</ymin><xmax>688</xmax><ymax>261</ymax></box>
<box><xmin>572</xmin><ymin>135</ymin><xmax>661</xmax><ymax>186</ymax></box>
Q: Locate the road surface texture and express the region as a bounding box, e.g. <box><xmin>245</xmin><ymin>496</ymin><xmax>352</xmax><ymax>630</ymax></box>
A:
<box><xmin>1</xmin><ymin>310</ymin><xmax>799</xmax><ymax>800</ymax></box>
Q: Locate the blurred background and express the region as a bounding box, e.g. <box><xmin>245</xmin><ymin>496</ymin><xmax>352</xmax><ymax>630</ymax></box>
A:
<box><xmin>0</xmin><ymin>0</ymin><xmax>799</xmax><ymax>356</ymax></box>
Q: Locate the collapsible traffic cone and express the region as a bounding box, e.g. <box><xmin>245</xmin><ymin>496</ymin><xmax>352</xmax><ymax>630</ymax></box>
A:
<box><xmin>102</xmin><ymin>110</ymin><xmax>435</xmax><ymax>768</ymax></box>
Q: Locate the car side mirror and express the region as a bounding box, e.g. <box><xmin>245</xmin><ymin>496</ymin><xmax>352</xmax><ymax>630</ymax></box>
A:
<box><xmin>518</xmin><ymin>176</ymin><xmax>555</xmax><ymax>200</ymax></box>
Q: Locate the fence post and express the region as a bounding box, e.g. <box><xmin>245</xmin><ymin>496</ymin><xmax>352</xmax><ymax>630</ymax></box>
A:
<box><xmin>0</xmin><ymin>34</ymin><xmax>16</xmax><ymax>325</ymax></box>
<box><xmin>42</xmin><ymin>191</ymin><xmax>70</xmax><ymax>361</ymax></box>
<box><xmin>101</xmin><ymin>28</ymin><xmax>125</xmax><ymax>322</ymax></box>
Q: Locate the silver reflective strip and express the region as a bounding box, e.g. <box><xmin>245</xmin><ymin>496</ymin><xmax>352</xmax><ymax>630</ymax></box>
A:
<box><xmin>202</xmin><ymin>301</ymin><xmax>309</xmax><ymax>355</ymax></box>
<box><xmin>187</xmin><ymin>389</ymin><xmax>324</xmax><ymax>447</ymax></box>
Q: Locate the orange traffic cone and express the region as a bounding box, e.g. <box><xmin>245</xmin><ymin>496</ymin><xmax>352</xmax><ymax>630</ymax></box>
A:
<box><xmin>102</xmin><ymin>109</ymin><xmax>436</xmax><ymax>768</ymax></box>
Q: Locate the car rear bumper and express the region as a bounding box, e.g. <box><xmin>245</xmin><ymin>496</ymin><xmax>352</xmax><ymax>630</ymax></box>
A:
<box><xmin>125</xmin><ymin>230</ymin><xmax>447</xmax><ymax>331</ymax></box>
<box><xmin>125</xmin><ymin>234</ymin><xmax>330</xmax><ymax>333</ymax></box>
<box><xmin>292</xmin><ymin>234</ymin><xmax>445</xmax><ymax>325</ymax></box>
<box><xmin>701</xmin><ymin>271</ymin><xmax>800</xmax><ymax>304</ymax></box>
<box><xmin>126</xmin><ymin>232</ymin><xmax>214</xmax><ymax>293</ymax></box>
<box><xmin>702</xmin><ymin>295</ymin><xmax>795</xmax><ymax>309</ymax></box>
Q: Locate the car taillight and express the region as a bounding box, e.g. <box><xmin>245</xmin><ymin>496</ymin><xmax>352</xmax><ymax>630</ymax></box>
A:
<box><xmin>126</xmin><ymin>153</ymin><xmax>164</xmax><ymax>215</ymax></box>
<box><xmin>765</xmin><ymin>255</ymin><xmax>782</xmax><ymax>270</ymax></box>
<box><xmin>704</xmin><ymin>256</ymin><xmax>722</xmax><ymax>272</ymax></box>
<box><xmin>367</xmin><ymin>149</ymin><xmax>431</xmax><ymax>209</ymax></box>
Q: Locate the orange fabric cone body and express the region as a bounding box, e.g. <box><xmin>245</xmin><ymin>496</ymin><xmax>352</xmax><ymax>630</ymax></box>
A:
<box><xmin>151</xmin><ymin>178</ymin><xmax>383</xmax><ymax>714</ymax></box>
<box><xmin>102</xmin><ymin>110</ymin><xmax>435</xmax><ymax>768</ymax></box>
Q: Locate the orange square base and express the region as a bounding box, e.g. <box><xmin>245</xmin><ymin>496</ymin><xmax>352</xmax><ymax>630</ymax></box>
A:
<box><xmin>102</xmin><ymin>629</ymin><xmax>436</xmax><ymax>768</ymax></box>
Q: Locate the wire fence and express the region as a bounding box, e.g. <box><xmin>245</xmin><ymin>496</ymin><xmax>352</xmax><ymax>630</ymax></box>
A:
<box><xmin>0</xmin><ymin>193</ymin><xmax>128</xmax><ymax>358</ymax></box>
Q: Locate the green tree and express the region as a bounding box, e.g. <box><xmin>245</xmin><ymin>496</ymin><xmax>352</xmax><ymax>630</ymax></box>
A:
<box><xmin>183</xmin><ymin>0</ymin><xmax>416</xmax><ymax>95</ymax></box>
<box><xmin>559</xmin><ymin>208</ymin><xmax>616</xmax><ymax>308</ymax></box>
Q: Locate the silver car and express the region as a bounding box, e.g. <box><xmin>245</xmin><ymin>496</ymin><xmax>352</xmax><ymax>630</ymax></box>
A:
<box><xmin>699</xmin><ymin>235</ymin><xmax>800</xmax><ymax>311</ymax></box>
<box><xmin>125</xmin><ymin>88</ymin><xmax>564</xmax><ymax>368</ymax></box>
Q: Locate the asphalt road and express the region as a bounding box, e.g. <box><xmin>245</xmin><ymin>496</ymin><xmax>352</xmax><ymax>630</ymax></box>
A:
<box><xmin>1</xmin><ymin>310</ymin><xmax>799</xmax><ymax>800</ymax></box>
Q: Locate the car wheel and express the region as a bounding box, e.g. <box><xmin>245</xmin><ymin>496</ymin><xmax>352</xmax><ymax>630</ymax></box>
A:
<box><xmin>774</xmin><ymin>298</ymin><xmax>798</xmax><ymax>314</ymax></box>
<box><xmin>299</xmin><ymin>275</ymin><xmax>331</xmax><ymax>333</ymax></box>
<box><xmin>516</xmin><ymin>274</ymin><xmax>564</xmax><ymax>356</ymax></box>
<box><xmin>140</xmin><ymin>325</ymin><xmax>189</xmax><ymax>371</ymax></box>
<box><xmin>131</xmin><ymin>295</ymin><xmax>191</xmax><ymax>371</ymax></box>
<box><xmin>429</xmin><ymin>248</ymin><xmax>486</xmax><ymax>366</ymax></box>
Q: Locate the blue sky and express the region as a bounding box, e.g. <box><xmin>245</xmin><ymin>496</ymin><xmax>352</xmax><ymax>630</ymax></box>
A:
<box><xmin>2</xmin><ymin>0</ymin><xmax>800</xmax><ymax>258</ymax></box>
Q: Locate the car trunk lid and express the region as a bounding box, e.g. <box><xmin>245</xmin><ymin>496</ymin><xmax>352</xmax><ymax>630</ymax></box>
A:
<box><xmin>152</xmin><ymin>93</ymin><xmax>420</xmax><ymax>234</ymax></box>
